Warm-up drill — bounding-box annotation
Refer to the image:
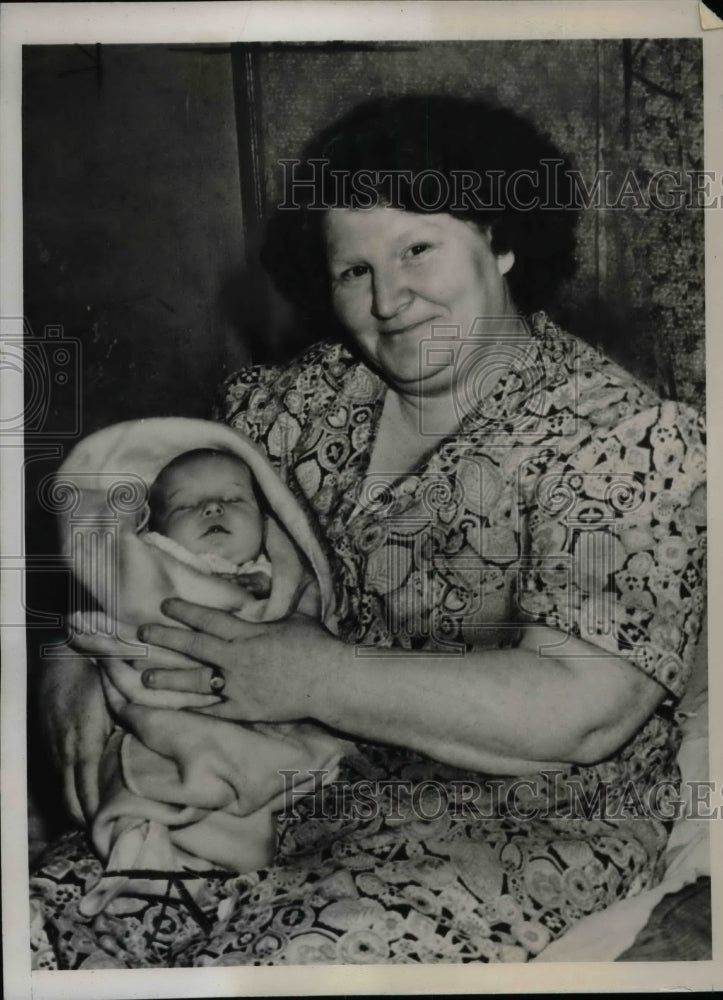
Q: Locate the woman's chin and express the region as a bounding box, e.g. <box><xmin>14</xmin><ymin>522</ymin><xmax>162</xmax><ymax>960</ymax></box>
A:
<box><xmin>372</xmin><ymin>325</ymin><xmax>460</xmax><ymax>388</ymax></box>
<box><xmin>378</xmin><ymin>352</ymin><xmax>454</xmax><ymax>395</ymax></box>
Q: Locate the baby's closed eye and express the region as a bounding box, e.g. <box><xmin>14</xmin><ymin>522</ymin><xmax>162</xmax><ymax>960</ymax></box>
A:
<box><xmin>167</xmin><ymin>503</ymin><xmax>195</xmax><ymax>516</ymax></box>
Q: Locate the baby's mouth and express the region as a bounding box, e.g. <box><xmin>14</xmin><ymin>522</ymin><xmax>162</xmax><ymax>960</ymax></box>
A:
<box><xmin>202</xmin><ymin>523</ymin><xmax>231</xmax><ymax>537</ymax></box>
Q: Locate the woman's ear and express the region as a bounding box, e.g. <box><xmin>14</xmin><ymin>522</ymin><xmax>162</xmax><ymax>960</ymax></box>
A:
<box><xmin>496</xmin><ymin>250</ymin><xmax>515</xmax><ymax>277</ymax></box>
<box><xmin>477</xmin><ymin>223</ymin><xmax>514</xmax><ymax>277</ymax></box>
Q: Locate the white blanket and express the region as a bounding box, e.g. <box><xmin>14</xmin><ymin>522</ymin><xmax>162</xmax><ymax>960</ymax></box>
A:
<box><xmin>56</xmin><ymin>417</ymin><xmax>348</xmax><ymax>916</ymax></box>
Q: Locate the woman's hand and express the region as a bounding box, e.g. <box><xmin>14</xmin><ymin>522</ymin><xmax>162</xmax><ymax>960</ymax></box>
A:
<box><xmin>68</xmin><ymin>611</ymin><xmax>208</xmax><ymax>669</ymax></box>
<box><xmin>138</xmin><ymin>598</ymin><xmax>342</xmax><ymax>721</ymax></box>
<box><xmin>34</xmin><ymin>652</ymin><xmax>112</xmax><ymax>824</ymax></box>
<box><xmin>69</xmin><ymin>612</ymin><xmax>224</xmax><ymax>711</ymax></box>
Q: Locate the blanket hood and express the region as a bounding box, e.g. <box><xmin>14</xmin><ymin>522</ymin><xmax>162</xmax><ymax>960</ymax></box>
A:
<box><xmin>56</xmin><ymin>417</ymin><xmax>337</xmax><ymax>629</ymax></box>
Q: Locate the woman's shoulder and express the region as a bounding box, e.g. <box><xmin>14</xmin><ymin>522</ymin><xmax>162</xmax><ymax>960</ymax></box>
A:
<box><xmin>216</xmin><ymin>339</ymin><xmax>358</xmax><ymax>427</ymax></box>
<box><xmin>530</xmin><ymin>311</ymin><xmax>705</xmax><ymax>450</ymax></box>
<box><xmin>532</xmin><ymin>311</ymin><xmax>656</xmax><ymax>409</ymax></box>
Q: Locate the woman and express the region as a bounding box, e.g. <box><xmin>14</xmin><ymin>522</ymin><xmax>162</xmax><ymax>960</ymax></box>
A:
<box><xmin>31</xmin><ymin>96</ymin><xmax>706</xmax><ymax>967</ymax></box>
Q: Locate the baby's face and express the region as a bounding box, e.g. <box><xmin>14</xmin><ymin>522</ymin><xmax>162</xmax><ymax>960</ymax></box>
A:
<box><xmin>154</xmin><ymin>453</ymin><xmax>264</xmax><ymax>565</ymax></box>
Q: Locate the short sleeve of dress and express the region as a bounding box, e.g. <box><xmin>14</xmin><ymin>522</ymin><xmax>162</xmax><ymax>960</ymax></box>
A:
<box><xmin>213</xmin><ymin>363</ymin><xmax>281</xmax><ymax>445</ymax></box>
<box><xmin>213</xmin><ymin>340</ymin><xmax>351</xmax><ymax>474</ymax></box>
<box><xmin>518</xmin><ymin>400</ymin><xmax>706</xmax><ymax>699</ymax></box>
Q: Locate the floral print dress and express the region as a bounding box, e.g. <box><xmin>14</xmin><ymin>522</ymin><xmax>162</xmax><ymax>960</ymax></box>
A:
<box><xmin>30</xmin><ymin>312</ymin><xmax>706</xmax><ymax>968</ymax></box>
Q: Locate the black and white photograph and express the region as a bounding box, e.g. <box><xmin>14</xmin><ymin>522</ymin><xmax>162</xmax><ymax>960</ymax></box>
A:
<box><xmin>2</xmin><ymin>2</ymin><xmax>721</xmax><ymax>996</ymax></box>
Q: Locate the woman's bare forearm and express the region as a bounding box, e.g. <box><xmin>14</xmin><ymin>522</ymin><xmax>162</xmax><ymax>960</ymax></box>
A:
<box><xmin>308</xmin><ymin>628</ymin><xmax>666</xmax><ymax>775</ymax></box>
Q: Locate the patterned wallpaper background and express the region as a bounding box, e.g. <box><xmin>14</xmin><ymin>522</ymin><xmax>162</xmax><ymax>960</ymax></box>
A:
<box><xmin>244</xmin><ymin>39</ymin><xmax>705</xmax><ymax>408</ymax></box>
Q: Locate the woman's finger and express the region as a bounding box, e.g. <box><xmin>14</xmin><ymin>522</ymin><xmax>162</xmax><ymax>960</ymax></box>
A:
<box><xmin>139</xmin><ymin>622</ymin><xmax>227</xmax><ymax>665</ymax></box>
<box><xmin>142</xmin><ymin>665</ymin><xmax>215</xmax><ymax>694</ymax></box>
<box><xmin>160</xmin><ymin>598</ymin><xmax>267</xmax><ymax>641</ymax></box>
<box><xmin>71</xmin><ymin>611</ymin><xmax>148</xmax><ymax>645</ymax></box>
<box><xmin>75</xmin><ymin>758</ymin><xmax>101</xmax><ymax>822</ymax></box>
<box><xmin>71</xmin><ymin>627</ymin><xmax>201</xmax><ymax>669</ymax></box>
<box><xmin>62</xmin><ymin>765</ymin><xmax>85</xmax><ymax>825</ymax></box>
<box><xmin>70</xmin><ymin>612</ymin><xmax>198</xmax><ymax>666</ymax></box>
<box><xmin>69</xmin><ymin>624</ymin><xmax>146</xmax><ymax>661</ymax></box>
<box><xmin>128</xmin><ymin>647</ymin><xmax>205</xmax><ymax>669</ymax></box>
<box><xmin>100</xmin><ymin>657</ymin><xmax>222</xmax><ymax>710</ymax></box>
<box><xmin>68</xmin><ymin>613</ymin><xmax>195</xmax><ymax>667</ymax></box>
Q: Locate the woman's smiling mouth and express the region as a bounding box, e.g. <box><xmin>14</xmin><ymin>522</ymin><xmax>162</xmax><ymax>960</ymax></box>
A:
<box><xmin>380</xmin><ymin>317</ymin><xmax>439</xmax><ymax>336</ymax></box>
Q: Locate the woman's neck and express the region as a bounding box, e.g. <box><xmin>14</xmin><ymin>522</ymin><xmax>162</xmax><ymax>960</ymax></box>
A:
<box><xmin>366</xmin><ymin>388</ymin><xmax>462</xmax><ymax>478</ymax></box>
<box><xmin>367</xmin><ymin>328</ymin><xmax>534</xmax><ymax>478</ymax></box>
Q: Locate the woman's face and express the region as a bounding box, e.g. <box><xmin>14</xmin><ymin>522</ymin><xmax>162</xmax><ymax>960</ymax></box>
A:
<box><xmin>324</xmin><ymin>206</ymin><xmax>518</xmax><ymax>396</ymax></box>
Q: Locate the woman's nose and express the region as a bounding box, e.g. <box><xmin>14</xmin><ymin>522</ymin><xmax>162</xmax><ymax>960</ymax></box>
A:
<box><xmin>202</xmin><ymin>499</ymin><xmax>224</xmax><ymax>517</ymax></box>
<box><xmin>370</xmin><ymin>269</ymin><xmax>412</xmax><ymax>320</ymax></box>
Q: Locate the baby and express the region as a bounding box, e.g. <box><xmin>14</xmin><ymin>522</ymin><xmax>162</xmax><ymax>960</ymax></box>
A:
<box><xmin>58</xmin><ymin>417</ymin><xmax>345</xmax><ymax>916</ymax></box>
<box><xmin>143</xmin><ymin>448</ymin><xmax>273</xmax><ymax>599</ymax></box>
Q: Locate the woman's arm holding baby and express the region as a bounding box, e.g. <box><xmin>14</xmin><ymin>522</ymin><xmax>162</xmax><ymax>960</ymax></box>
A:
<box><xmin>135</xmin><ymin>599</ymin><xmax>666</xmax><ymax>776</ymax></box>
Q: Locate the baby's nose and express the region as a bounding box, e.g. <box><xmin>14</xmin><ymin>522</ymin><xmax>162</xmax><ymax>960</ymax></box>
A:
<box><xmin>202</xmin><ymin>498</ymin><xmax>224</xmax><ymax>516</ymax></box>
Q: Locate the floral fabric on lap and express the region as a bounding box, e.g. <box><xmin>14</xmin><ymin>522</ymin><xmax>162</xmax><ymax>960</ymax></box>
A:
<box><xmin>30</xmin><ymin>312</ymin><xmax>706</xmax><ymax>967</ymax></box>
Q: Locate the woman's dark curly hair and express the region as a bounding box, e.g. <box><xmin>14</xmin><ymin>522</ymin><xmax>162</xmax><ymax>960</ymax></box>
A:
<box><xmin>261</xmin><ymin>95</ymin><xmax>580</xmax><ymax>330</ymax></box>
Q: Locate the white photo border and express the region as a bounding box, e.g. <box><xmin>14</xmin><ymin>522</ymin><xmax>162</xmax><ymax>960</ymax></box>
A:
<box><xmin>2</xmin><ymin>2</ymin><xmax>721</xmax><ymax>997</ymax></box>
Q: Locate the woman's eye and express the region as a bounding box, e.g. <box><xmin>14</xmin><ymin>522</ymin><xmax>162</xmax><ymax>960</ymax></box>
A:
<box><xmin>339</xmin><ymin>264</ymin><xmax>369</xmax><ymax>282</ymax></box>
<box><xmin>406</xmin><ymin>242</ymin><xmax>432</xmax><ymax>258</ymax></box>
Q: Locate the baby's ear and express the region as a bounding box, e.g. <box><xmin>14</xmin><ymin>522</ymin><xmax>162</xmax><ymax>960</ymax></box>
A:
<box><xmin>136</xmin><ymin>502</ymin><xmax>151</xmax><ymax>534</ymax></box>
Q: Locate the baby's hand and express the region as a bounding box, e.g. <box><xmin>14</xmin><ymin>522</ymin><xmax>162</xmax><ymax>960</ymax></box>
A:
<box><xmin>234</xmin><ymin>569</ymin><xmax>272</xmax><ymax>599</ymax></box>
